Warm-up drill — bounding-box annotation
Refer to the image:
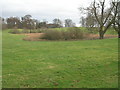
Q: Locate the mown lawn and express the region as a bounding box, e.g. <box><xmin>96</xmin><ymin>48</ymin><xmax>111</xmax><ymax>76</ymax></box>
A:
<box><xmin>2</xmin><ymin>30</ymin><xmax>118</xmax><ymax>88</ymax></box>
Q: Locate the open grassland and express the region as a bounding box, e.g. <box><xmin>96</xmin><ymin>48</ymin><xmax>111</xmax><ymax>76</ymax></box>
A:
<box><xmin>2</xmin><ymin>30</ymin><xmax>118</xmax><ymax>88</ymax></box>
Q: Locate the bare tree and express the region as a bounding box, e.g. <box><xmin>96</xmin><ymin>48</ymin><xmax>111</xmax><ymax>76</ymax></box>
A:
<box><xmin>0</xmin><ymin>17</ymin><xmax>7</xmax><ymax>30</ymax></box>
<box><xmin>53</xmin><ymin>18</ymin><xmax>63</xmax><ymax>28</ymax></box>
<box><xmin>6</xmin><ymin>17</ymin><xmax>20</xmax><ymax>29</ymax></box>
<box><xmin>80</xmin><ymin>17</ymin><xmax>86</xmax><ymax>27</ymax></box>
<box><xmin>93</xmin><ymin>0</ymin><xmax>118</xmax><ymax>39</ymax></box>
<box><xmin>32</xmin><ymin>19</ymin><xmax>39</xmax><ymax>29</ymax></box>
<box><xmin>113</xmin><ymin>1</ymin><xmax>120</xmax><ymax>38</ymax></box>
<box><xmin>85</xmin><ymin>10</ymin><xmax>98</xmax><ymax>32</ymax></box>
<box><xmin>38</xmin><ymin>21</ymin><xmax>47</xmax><ymax>28</ymax></box>
<box><xmin>65</xmin><ymin>19</ymin><xmax>76</xmax><ymax>27</ymax></box>
<box><xmin>79</xmin><ymin>4</ymin><xmax>99</xmax><ymax>32</ymax></box>
<box><xmin>21</xmin><ymin>15</ymin><xmax>35</xmax><ymax>32</ymax></box>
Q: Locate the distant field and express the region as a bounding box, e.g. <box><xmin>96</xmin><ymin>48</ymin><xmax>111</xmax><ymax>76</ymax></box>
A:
<box><xmin>2</xmin><ymin>29</ymin><xmax>118</xmax><ymax>88</ymax></box>
<box><xmin>54</xmin><ymin>27</ymin><xmax>117</xmax><ymax>35</ymax></box>
<box><xmin>7</xmin><ymin>27</ymin><xmax>118</xmax><ymax>35</ymax></box>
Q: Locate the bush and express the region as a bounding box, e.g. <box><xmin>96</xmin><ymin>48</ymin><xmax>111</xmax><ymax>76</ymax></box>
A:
<box><xmin>85</xmin><ymin>27</ymin><xmax>99</xmax><ymax>34</ymax></box>
<box><xmin>36</xmin><ymin>28</ymin><xmax>48</xmax><ymax>33</ymax></box>
<box><xmin>36</xmin><ymin>29</ymin><xmax>42</xmax><ymax>33</ymax></box>
<box><xmin>21</xmin><ymin>29</ymin><xmax>30</xmax><ymax>33</ymax></box>
<box><xmin>41</xmin><ymin>27</ymin><xmax>86</xmax><ymax>40</ymax></box>
<box><xmin>65</xmin><ymin>27</ymin><xmax>84</xmax><ymax>40</ymax></box>
<box><xmin>8</xmin><ymin>29</ymin><xmax>21</xmax><ymax>34</ymax></box>
<box><xmin>42</xmin><ymin>30</ymin><xmax>63</xmax><ymax>40</ymax></box>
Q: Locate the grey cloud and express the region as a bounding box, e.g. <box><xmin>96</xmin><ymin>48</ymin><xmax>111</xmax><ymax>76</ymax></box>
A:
<box><xmin>1</xmin><ymin>0</ymin><xmax>100</xmax><ymax>25</ymax></box>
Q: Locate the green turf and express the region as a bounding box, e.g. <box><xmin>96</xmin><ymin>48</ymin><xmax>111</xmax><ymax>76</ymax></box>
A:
<box><xmin>2</xmin><ymin>30</ymin><xmax>118</xmax><ymax>88</ymax></box>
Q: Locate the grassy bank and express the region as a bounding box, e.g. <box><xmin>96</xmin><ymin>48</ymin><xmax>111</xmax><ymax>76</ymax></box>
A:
<box><xmin>2</xmin><ymin>30</ymin><xmax>118</xmax><ymax>88</ymax></box>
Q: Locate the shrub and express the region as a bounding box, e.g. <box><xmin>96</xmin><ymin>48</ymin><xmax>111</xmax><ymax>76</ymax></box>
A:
<box><xmin>36</xmin><ymin>29</ymin><xmax>42</xmax><ymax>33</ymax></box>
<box><xmin>21</xmin><ymin>29</ymin><xmax>30</xmax><ymax>33</ymax></box>
<box><xmin>36</xmin><ymin>28</ymin><xmax>48</xmax><ymax>33</ymax></box>
<box><xmin>85</xmin><ymin>27</ymin><xmax>99</xmax><ymax>34</ymax></box>
<box><xmin>42</xmin><ymin>30</ymin><xmax>63</xmax><ymax>40</ymax></box>
<box><xmin>8</xmin><ymin>29</ymin><xmax>21</xmax><ymax>34</ymax></box>
<box><xmin>22</xmin><ymin>29</ymin><xmax>42</xmax><ymax>33</ymax></box>
<box><xmin>66</xmin><ymin>27</ymin><xmax>84</xmax><ymax>40</ymax></box>
<box><xmin>41</xmin><ymin>27</ymin><xmax>86</xmax><ymax>40</ymax></box>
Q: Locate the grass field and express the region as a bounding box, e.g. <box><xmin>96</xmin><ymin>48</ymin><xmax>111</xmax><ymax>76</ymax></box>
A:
<box><xmin>55</xmin><ymin>27</ymin><xmax>117</xmax><ymax>35</ymax></box>
<box><xmin>2</xmin><ymin>30</ymin><xmax>118</xmax><ymax>88</ymax></box>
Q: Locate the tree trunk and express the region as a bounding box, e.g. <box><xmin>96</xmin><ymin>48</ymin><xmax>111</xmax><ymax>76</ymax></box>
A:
<box><xmin>30</xmin><ymin>29</ymin><xmax>31</xmax><ymax>33</ymax></box>
<box><xmin>118</xmin><ymin>31</ymin><xmax>120</xmax><ymax>38</ymax></box>
<box><xmin>99</xmin><ymin>27</ymin><xmax>104</xmax><ymax>39</ymax></box>
<box><xmin>99</xmin><ymin>31</ymin><xmax>104</xmax><ymax>39</ymax></box>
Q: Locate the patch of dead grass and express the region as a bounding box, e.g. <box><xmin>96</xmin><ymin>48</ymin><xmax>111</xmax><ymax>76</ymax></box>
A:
<box><xmin>17</xmin><ymin>33</ymin><xmax>117</xmax><ymax>41</ymax></box>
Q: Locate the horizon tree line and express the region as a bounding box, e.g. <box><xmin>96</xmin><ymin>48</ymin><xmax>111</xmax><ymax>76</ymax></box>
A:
<box><xmin>0</xmin><ymin>15</ymin><xmax>76</xmax><ymax>30</ymax></box>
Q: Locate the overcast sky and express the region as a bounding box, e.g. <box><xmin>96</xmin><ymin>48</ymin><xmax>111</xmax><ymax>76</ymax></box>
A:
<box><xmin>1</xmin><ymin>0</ymin><xmax>110</xmax><ymax>26</ymax></box>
